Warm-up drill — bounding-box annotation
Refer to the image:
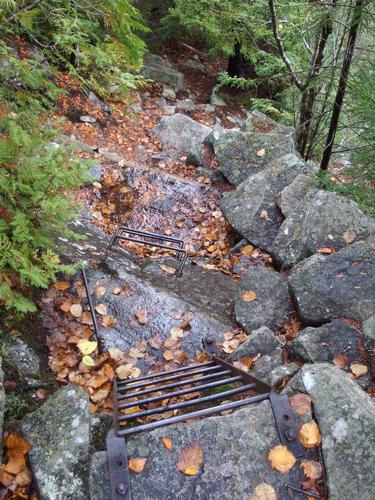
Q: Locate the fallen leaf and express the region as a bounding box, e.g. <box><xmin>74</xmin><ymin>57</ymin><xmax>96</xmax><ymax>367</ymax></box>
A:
<box><xmin>162</xmin><ymin>437</ymin><xmax>173</xmax><ymax>450</ymax></box>
<box><xmin>15</xmin><ymin>468</ymin><xmax>32</xmax><ymax>486</ymax></box>
<box><xmin>289</xmin><ymin>393</ymin><xmax>312</xmax><ymax>416</ymax></box>
<box><xmin>333</xmin><ymin>354</ymin><xmax>348</xmax><ymax>369</ymax></box>
<box><xmin>256</xmin><ymin>148</ymin><xmax>266</xmax><ymax>157</ymax></box>
<box><xmin>239</xmin><ymin>356</ymin><xmax>256</xmax><ymax>369</ymax></box>
<box><xmin>350</xmin><ymin>363</ymin><xmax>368</xmax><ymax>378</ymax></box>
<box><xmin>70</xmin><ymin>303</ymin><xmax>83</xmax><ymax>318</ymax></box>
<box><xmin>82</xmin><ymin>355</ymin><xmax>96</xmax><ymax>367</ymax></box>
<box><xmin>87</xmin><ymin>375</ymin><xmax>108</xmax><ymax>388</ymax></box>
<box><xmin>159</xmin><ymin>264</ymin><xmax>176</xmax><ymax>275</ymax></box>
<box><xmin>113</xmin><ymin>287</ymin><xmax>122</xmax><ymax>295</ymax></box>
<box><xmin>301</xmin><ymin>459</ymin><xmax>323</xmax><ymax>479</ymax></box>
<box><xmin>148</xmin><ymin>334</ymin><xmax>163</xmax><ymax>350</ymax></box>
<box><xmin>268</xmin><ymin>445</ymin><xmax>296</xmax><ymax>473</ymax></box>
<box><xmin>5</xmin><ymin>455</ymin><xmax>25</xmax><ymax>475</ymax></box>
<box><xmin>36</xmin><ymin>388</ymin><xmax>47</xmax><ymax>401</ymax></box>
<box><xmin>241</xmin><ymin>244</ymin><xmax>254</xmax><ymax>256</ymax></box>
<box><xmin>163</xmin><ymin>350</ymin><xmax>174</xmax><ymax>361</ymax></box>
<box><xmin>77</xmin><ymin>340</ymin><xmax>98</xmax><ymax>355</ymax></box>
<box><xmin>242</xmin><ymin>291</ymin><xmax>257</xmax><ymax>302</ymax></box>
<box><xmin>130</xmin><ymin>366</ymin><xmax>141</xmax><ymax>379</ymax></box>
<box><xmin>54</xmin><ymin>281</ymin><xmax>70</xmax><ymax>291</ymax></box>
<box><xmin>222</xmin><ymin>338</ymin><xmax>240</xmax><ymax>354</ymax></box>
<box><xmin>60</xmin><ymin>300</ymin><xmax>71</xmax><ymax>313</ymax></box>
<box><xmin>95</xmin><ymin>286</ymin><xmax>107</xmax><ymax>299</ymax></box>
<box><xmin>102</xmin><ymin>315</ymin><xmax>117</xmax><ymax>327</ymax></box>
<box><xmin>91</xmin><ymin>388</ymin><xmax>110</xmax><ymax>403</ymax></box>
<box><xmin>299</xmin><ymin>421</ymin><xmax>321</xmax><ymax>448</ymax></box>
<box><xmin>251</xmin><ymin>483</ymin><xmax>277</xmax><ymax>500</ymax></box>
<box><xmin>80</xmin><ymin>311</ymin><xmax>94</xmax><ymax>325</ymax></box>
<box><xmin>260</xmin><ymin>210</ymin><xmax>269</xmax><ymax>220</ymax></box>
<box><xmin>316</xmin><ymin>247</ymin><xmax>335</xmax><ymax>254</ymax></box>
<box><xmin>177</xmin><ymin>442</ymin><xmax>203</xmax><ymax>475</ymax></box>
<box><xmin>108</xmin><ymin>347</ymin><xmax>126</xmax><ymax>362</ymax></box>
<box><xmin>116</xmin><ymin>364</ymin><xmax>134</xmax><ymax>380</ymax></box>
<box><xmin>95</xmin><ymin>304</ymin><xmax>108</xmax><ymax>316</ymax></box>
<box><xmin>342</xmin><ymin>229</ymin><xmax>356</xmax><ymax>244</ymax></box>
<box><xmin>129</xmin><ymin>458</ymin><xmax>147</xmax><ymax>473</ymax></box>
<box><xmin>135</xmin><ymin>309</ymin><xmax>149</xmax><ymax>325</ymax></box>
<box><xmin>170</xmin><ymin>326</ymin><xmax>184</xmax><ymax>340</ymax></box>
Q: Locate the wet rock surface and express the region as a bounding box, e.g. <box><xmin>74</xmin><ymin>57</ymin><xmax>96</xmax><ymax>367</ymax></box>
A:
<box><xmin>214</xmin><ymin>129</ymin><xmax>295</xmax><ymax>186</ymax></box>
<box><xmin>272</xmin><ymin>190</ymin><xmax>375</xmax><ymax>268</ymax></box>
<box><xmin>290</xmin><ymin>319</ymin><xmax>363</xmax><ymax>364</ymax></box>
<box><xmin>298</xmin><ymin>363</ymin><xmax>375</xmax><ymax>500</ymax></box>
<box><xmin>1</xmin><ymin>334</ymin><xmax>41</xmax><ymax>380</ymax></box>
<box><xmin>20</xmin><ymin>386</ymin><xmax>91</xmax><ymax>500</ymax></box>
<box><xmin>220</xmin><ymin>153</ymin><xmax>307</xmax><ymax>252</ymax></box>
<box><xmin>234</xmin><ymin>267</ymin><xmax>293</xmax><ymax>333</ymax></box>
<box><xmin>151</xmin><ymin>113</ymin><xmax>212</xmax><ymax>165</ymax></box>
<box><xmin>363</xmin><ymin>315</ymin><xmax>375</xmax><ymax>377</ymax></box>
<box><xmin>288</xmin><ymin>241</ymin><xmax>375</xmax><ymax>324</ymax></box>
<box><xmin>85</xmin><ymin>253</ymin><xmax>236</xmax><ymax>361</ymax></box>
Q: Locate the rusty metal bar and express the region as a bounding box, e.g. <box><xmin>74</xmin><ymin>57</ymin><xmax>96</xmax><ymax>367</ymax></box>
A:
<box><xmin>117</xmin><ymin>375</ymin><xmax>244</xmax><ymax>410</ymax></box>
<box><xmin>118</xmin><ymin>383</ymin><xmax>257</xmax><ymax>422</ymax></box>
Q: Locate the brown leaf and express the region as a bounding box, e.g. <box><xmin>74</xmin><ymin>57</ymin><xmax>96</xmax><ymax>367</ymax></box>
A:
<box><xmin>241</xmin><ymin>244</ymin><xmax>254</xmax><ymax>256</ymax></box>
<box><xmin>113</xmin><ymin>287</ymin><xmax>122</xmax><ymax>295</ymax></box>
<box><xmin>54</xmin><ymin>281</ymin><xmax>70</xmax><ymax>291</ymax></box>
<box><xmin>222</xmin><ymin>338</ymin><xmax>240</xmax><ymax>354</ymax></box>
<box><xmin>333</xmin><ymin>354</ymin><xmax>348</xmax><ymax>369</ymax></box>
<box><xmin>91</xmin><ymin>388</ymin><xmax>110</xmax><ymax>403</ymax></box>
<box><xmin>60</xmin><ymin>300</ymin><xmax>71</xmax><ymax>313</ymax></box>
<box><xmin>242</xmin><ymin>291</ymin><xmax>256</xmax><ymax>302</ymax></box>
<box><xmin>256</xmin><ymin>148</ymin><xmax>266</xmax><ymax>157</ymax></box>
<box><xmin>159</xmin><ymin>264</ymin><xmax>176</xmax><ymax>275</ymax></box>
<box><xmin>129</xmin><ymin>458</ymin><xmax>147</xmax><ymax>473</ymax></box>
<box><xmin>108</xmin><ymin>347</ymin><xmax>126</xmax><ymax>362</ymax></box>
<box><xmin>116</xmin><ymin>364</ymin><xmax>134</xmax><ymax>380</ymax></box>
<box><xmin>148</xmin><ymin>334</ymin><xmax>163</xmax><ymax>350</ymax></box>
<box><xmin>342</xmin><ymin>229</ymin><xmax>356</xmax><ymax>244</ymax></box>
<box><xmin>5</xmin><ymin>454</ymin><xmax>26</xmax><ymax>475</ymax></box>
<box><xmin>5</xmin><ymin>434</ymin><xmax>31</xmax><ymax>458</ymax></box>
<box><xmin>289</xmin><ymin>393</ymin><xmax>312</xmax><ymax>416</ymax></box>
<box><xmin>301</xmin><ymin>459</ymin><xmax>323</xmax><ymax>480</ymax></box>
<box><xmin>15</xmin><ymin>468</ymin><xmax>32</xmax><ymax>486</ymax></box>
<box><xmin>350</xmin><ymin>363</ymin><xmax>368</xmax><ymax>378</ymax></box>
<box><xmin>80</xmin><ymin>311</ymin><xmax>94</xmax><ymax>325</ymax></box>
<box><xmin>251</xmin><ymin>483</ymin><xmax>277</xmax><ymax>500</ymax></box>
<box><xmin>70</xmin><ymin>303</ymin><xmax>83</xmax><ymax>318</ymax></box>
<box><xmin>299</xmin><ymin>421</ymin><xmax>321</xmax><ymax>448</ymax></box>
<box><xmin>177</xmin><ymin>442</ymin><xmax>203</xmax><ymax>476</ymax></box>
<box><xmin>316</xmin><ymin>247</ymin><xmax>335</xmax><ymax>254</ymax></box>
<box><xmin>163</xmin><ymin>350</ymin><xmax>174</xmax><ymax>361</ymax></box>
<box><xmin>95</xmin><ymin>286</ymin><xmax>107</xmax><ymax>299</ymax></box>
<box><xmin>102</xmin><ymin>315</ymin><xmax>117</xmax><ymax>327</ymax></box>
<box><xmin>87</xmin><ymin>375</ymin><xmax>108</xmax><ymax>388</ymax></box>
<box><xmin>268</xmin><ymin>445</ymin><xmax>296</xmax><ymax>473</ymax></box>
<box><xmin>134</xmin><ymin>309</ymin><xmax>149</xmax><ymax>325</ymax></box>
<box><xmin>162</xmin><ymin>437</ymin><xmax>173</xmax><ymax>450</ymax></box>
<box><xmin>170</xmin><ymin>326</ymin><xmax>184</xmax><ymax>340</ymax></box>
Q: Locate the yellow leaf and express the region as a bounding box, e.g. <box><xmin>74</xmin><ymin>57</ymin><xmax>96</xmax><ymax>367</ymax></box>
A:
<box><xmin>77</xmin><ymin>341</ymin><xmax>98</xmax><ymax>355</ymax></box>
<box><xmin>268</xmin><ymin>445</ymin><xmax>296</xmax><ymax>473</ymax></box>
<box><xmin>350</xmin><ymin>363</ymin><xmax>368</xmax><ymax>378</ymax></box>
<box><xmin>82</xmin><ymin>355</ymin><xmax>96</xmax><ymax>367</ymax></box>
<box><xmin>251</xmin><ymin>483</ymin><xmax>277</xmax><ymax>500</ymax></box>
<box><xmin>162</xmin><ymin>437</ymin><xmax>173</xmax><ymax>450</ymax></box>
<box><xmin>242</xmin><ymin>291</ymin><xmax>257</xmax><ymax>302</ymax></box>
<box><xmin>299</xmin><ymin>421</ymin><xmax>321</xmax><ymax>449</ymax></box>
<box><xmin>129</xmin><ymin>458</ymin><xmax>147</xmax><ymax>473</ymax></box>
<box><xmin>95</xmin><ymin>303</ymin><xmax>108</xmax><ymax>316</ymax></box>
<box><xmin>70</xmin><ymin>303</ymin><xmax>83</xmax><ymax>318</ymax></box>
<box><xmin>177</xmin><ymin>442</ymin><xmax>203</xmax><ymax>476</ymax></box>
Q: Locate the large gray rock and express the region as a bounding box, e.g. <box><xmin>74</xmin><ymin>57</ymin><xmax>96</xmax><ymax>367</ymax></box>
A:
<box><xmin>363</xmin><ymin>315</ymin><xmax>375</xmax><ymax>377</ymax></box>
<box><xmin>273</xmin><ymin>190</ymin><xmax>375</xmax><ymax>268</ymax></box>
<box><xmin>214</xmin><ymin>129</ymin><xmax>296</xmax><ymax>186</ymax></box>
<box><xmin>229</xmin><ymin>326</ymin><xmax>283</xmax><ymax>361</ymax></box>
<box><xmin>1</xmin><ymin>334</ymin><xmax>41</xmax><ymax>380</ymax></box>
<box><xmin>220</xmin><ymin>153</ymin><xmax>307</xmax><ymax>252</ymax></box>
<box><xmin>299</xmin><ymin>363</ymin><xmax>375</xmax><ymax>500</ymax></box>
<box><xmin>20</xmin><ymin>386</ymin><xmax>91</xmax><ymax>500</ymax></box>
<box><xmin>89</xmin><ymin>452</ymin><xmax>111</xmax><ymax>500</ymax></box>
<box><xmin>242</xmin><ymin>110</ymin><xmax>295</xmax><ymax>136</ymax></box>
<box><xmin>152</xmin><ymin>113</ymin><xmax>212</xmax><ymax>165</ymax></box>
<box><xmin>278</xmin><ymin>173</ymin><xmax>318</xmax><ymax>218</ymax></box>
<box><xmin>84</xmin><ymin>251</ymin><xmax>236</xmax><ymax>363</ymax></box>
<box><xmin>288</xmin><ymin>241</ymin><xmax>375</xmax><ymax>324</ymax></box>
<box><xmin>124</xmin><ymin>401</ymin><xmax>303</xmax><ymax>499</ymax></box>
<box><xmin>141</xmin><ymin>54</ymin><xmax>187</xmax><ymax>92</ymax></box>
<box><xmin>234</xmin><ymin>267</ymin><xmax>293</xmax><ymax>333</ymax></box>
<box><xmin>290</xmin><ymin>320</ymin><xmax>363</xmax><ymax>364</ymax></box>
<box><xmin>0</xmin><ymin>360</ymin><xmax>4</xmax><ymax>456</ymax></box>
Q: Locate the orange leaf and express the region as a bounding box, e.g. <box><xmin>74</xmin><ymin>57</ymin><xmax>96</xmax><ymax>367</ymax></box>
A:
<box><xmin>268</xmin><ymin>445</ymin><xmax>296</xmax><ymax>473</ymax></box>
<box><xmin>289</xmin><ymin>393</ymin><xmax>312</xmax><ymax>416</ymax></box>
<box><xmin>333</xmin><ymin>354</ymin><xmax>348</xmax><ymax>369</ymax></box>
<box><xmin>176</xmin><ymin>442</ymin><xmax>203</xmax><ymax>476</ymax></box>
<box><xmin>300</xmin><ymin>459</ymin><xmax>323</xmax><ymax>480</ymax></box>
<box><xmin>5</xmin><ymin>454</ymin><xmax>26</xmax><ymax>475</ymax></box>
<box><xmin>15</xmin><ymin>468</ymin><xmax>32</xmax><ymax>486</ymax></box>
<box><xmin>54</xmin><ymin>281</ymin><xmax>70</xmax><ymax>291</ymax></box>
<box><xmin>5</xmin><ymin>434</ymin><xmax>31</xmax><ymax>457</ymax></box>
<box><xmin>128</xmin><ymin>458</ymin><xmax>147</xmax><ymax>473</ymax></box>
<box><xmin>163</xmin><ymin>350</ymin><xmax>174</xmax><ymax>361</ymax></box>
<box><xmin>299</xmin><ymin>421</ymin><xmax>321</xmax><ymax>449</ymax></box>
<box><xmin>102</xmin><ymin>315</ymin><xmax>117</xmax><ymax>327</ymax></box>
<box><xmin>242</xmin><ymin>291</ymin><xmax>256</xmax><ymax>302</ymax></box>
<box><xmin>162</xmin><ymin>437</ymin><xmax>173</xmax><ymax>450</ymax></box>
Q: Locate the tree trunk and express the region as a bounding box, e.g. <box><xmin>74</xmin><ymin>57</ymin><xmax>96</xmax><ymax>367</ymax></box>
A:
<box><xmin>320</xmin><ymin>0</ymin><xmax>365</xmax><ymax>170</ymax></box>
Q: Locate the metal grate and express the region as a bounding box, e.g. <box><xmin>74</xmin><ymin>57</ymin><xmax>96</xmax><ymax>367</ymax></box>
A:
<box><xmin>108</xmin><ymin>226</ymin><xmax>187</xmax><ymax>277</ymax></box>
<box><xmin>82</xmin><ymin>227</ymin><xmax>305</xmax><ymax>500</ymax></box>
